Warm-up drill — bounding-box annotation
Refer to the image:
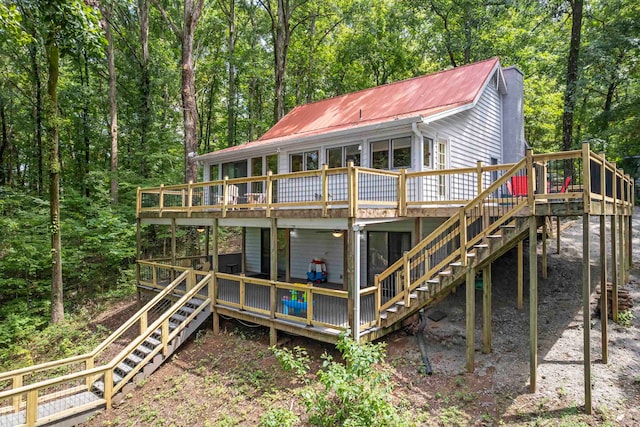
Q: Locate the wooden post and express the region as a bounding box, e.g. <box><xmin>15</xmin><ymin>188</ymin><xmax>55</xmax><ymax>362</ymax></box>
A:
<box><xmin>526</xmin><ymin>149</ymin><xmax>535</xmax><ymax>212</ymax></box>
<box><xmin>321</xmin><ymin>164</ymin><xmax>329</xmax><ymax>217</ymax></box>
<box><xmin>399</xmin><ymin>168</ymin><xmax>407</xmax><ymax>216</ymax></box>
<box><xmin>26</xmin><ymin>389</ymin><xmax>38</xmax><ymax>425</ymax></box>
<box><xmin>542</xmin><ymin>218</ymin><xmax>548</xmax><ymax>279</ymax></box>
<box><xmin>582</xmin><ymin>143</ymin><xmax>591</xmax><ymax>214</ymax></box>
<box><xmin>517</xmin><ymin>240</ymin><xmax>523</xmax><ymax>310</ymax></box>
<box><xmin>529</xmin><ymin>216</ymin><xmax>538</xmax><ymax>392</ymax></box>
<box><xmin>136</xmin><ymin>186</ymin><xmax>142</xmax><ymax>216</ymax></box>
<box><xmin>284</xmin><ymin>228</ymin><xmax>291</xmax><ymax>282</ymax></box>
<box><xmin>266</xmin><ymin>171</ymin><xmax>273</xmax><ymax>217</ymax></box>
<box><xmin>241</xmin><ymin>227</ymin><xmax>246</xmax><ymax>274</ymax></box>
<box><xmin>619</xmin><ymin>213</ymin><xmax>625</xmax><ymax>288</ymax></box>
<box><xmin>556</xmin><ymin>216</ymin><xmax>561</xmax><ymax>254</ymax></box>
<box><xmin>347</xmin><ymin>161</ymin><xmax>356</xmax><ymax>218</ymax></box>
<box><xmin>12</xmin><ymin>375</ymin><xmax>22</xmax><ymax>412</ymax></box>
<box><xmin>611</xmin><ymin>214</ymin><xmax>619</xmax><ymax>323</ymax></box>
<box><xmin>222</xmin><ymin>176</ymin><xmax>229</xmax><ymax>217</ymax></box>
<box><xmin>187</xmin><ymin>180</ymin><xmax>193</xmax><ymax>217</ymax></box>
<box><xmin>205</xmin><ymin>225</ymin><xmax>210</xmax><ymax>259</ymax></box>
<box><xmin>346</xmin><ymin>218</ymin><xmax>355</xmax><ymax>335</ymax></box>
<box><xmin>159</xmin><ymin>184</ymin><xmax>165</xmax><ymax>217</ymax></box>
<box><xmin>171</xmin><ymin>219</ymin><xmax>177</xmax><ymax>279</ymax></box>
<box><xmin>477</xmin><ymin>160</ymin><xmax>483</xmax><ymax>196</ymax></box>
<box><xmin>403</xmin><ymin>251</ymin><xmax>411</xmax><ymax>307</ymax></box>
<box><xmin>465</xmin><ymin>267</ymin><xmax>475</xmax><ymax>373</ymax></box>
<box><xmin>269</xmin><ymin>218</ymin><xmax>278</xmax><ymax>344</ymax></box>
<box><xmin>460</xmin><ymin>210</ymin><xmax>467</xmax><ymax>266</ymax></box>
<box><xmin>627</xmin><ymin>214</ymin><xmax>632</xmax><ymax>283</ymax></box>
<box><xmin>600</xmin><ymin>215</ymin><xmax>608</xmax><ymax>364</ymax></box>
<box><xmin>583</xmin><ymin>213</ymin><xmax>592</xmax><ymax>414</ymax></box>
<box><xmin>482</xmin><ymin>264</ymin><xmax>492</xmax><ymax>354</ymax></box>
<box><xmin>269</xmin><ymin>283</ymin><xmax>277</xmax><ymax>345</ymax></box>
<box><xmin>162</xmin><ymin>319</ymin><xmax>169</xmax><ymax>356</ymax></box>
<box><xmin>136</xmin><ymin>219</ymin><xmax>142</xmax><ymax>305</ymax></box>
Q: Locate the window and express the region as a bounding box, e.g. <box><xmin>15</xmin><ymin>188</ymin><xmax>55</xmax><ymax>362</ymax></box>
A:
<box><xmin>266</xmin><ymin>154</ymin><xmax>278</xmax><ymax>173</ymax></box>
<box><xmin>424</xmin><ymin>137</ymin><xmax>433</xmax><ymax>168</ymax></box>
<box><xmin>290</xmin><ymin>150</ymin><xmax>319</xmax><ymax>172</ymax></box>
<box><xmin>370</xmin><ymin>137</ymin><xmax>412</xmax><ymax>170</ymax></box>
<box><xmin>367</xmin><ymin>231</ymin><xmax>411</xmax><ymax>285</ymax></box>
<box><xmin>326</xmin><ymin>144</ymin><xmax>361</xmax><ymax>168</ymax></box>
<box><xmin>251</xmin><ymin>157</ymin><xmax>262</xmax><ymax>177</ymax></box>
<box><xmin>222</xmin><ymin>160</ymin><xmax>247</xmax><ymax>179</ymax></box>
<box><xmin>209</xmin><ymin>164</ymin><xmax>219</xmax><ymax>181</ymax></box>
<box><xmin>437</xmin><ymin>139</ymin><xmax>447</xmax><ymax>197</ymax></box>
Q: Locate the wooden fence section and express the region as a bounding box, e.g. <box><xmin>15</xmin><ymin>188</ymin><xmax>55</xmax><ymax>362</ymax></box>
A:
<box><xmin>136</xmin><ymin>147</ymin><xmax>635</xmax><ymax>219</ymax></box>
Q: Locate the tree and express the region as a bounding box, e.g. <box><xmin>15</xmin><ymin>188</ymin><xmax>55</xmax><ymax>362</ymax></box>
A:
<box><xmin>152</xmin><ymin>0</ymin><xmax>205</xmax><ymax>183</ymax></box>
<box><xmin>99</xmin><ymin>0</ymin><xmax>119</xmax><ymax>205</ymax></box>
<box><xmin>561</xmin><ymin>0</ymin><xmax>583</xmax><ymax>151</ymax></box>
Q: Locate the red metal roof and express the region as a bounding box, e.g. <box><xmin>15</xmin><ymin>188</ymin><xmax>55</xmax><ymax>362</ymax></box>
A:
<box><xmin>203</xmin><ymin>57</ymin><xmax>500</xmax><ymax>157</ymax></box>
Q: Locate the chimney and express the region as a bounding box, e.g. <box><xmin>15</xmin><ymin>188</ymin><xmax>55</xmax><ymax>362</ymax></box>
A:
<box><xmin>501</xmin><ymin>66</ymin><xmax>527</xmax><ymax>164</ymax></box>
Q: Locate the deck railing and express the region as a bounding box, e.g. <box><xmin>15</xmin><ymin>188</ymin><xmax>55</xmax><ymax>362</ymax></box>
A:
<box><xmin>215</xmin><ymin>273</ymin><xmax>349</xmax><ymax>330</ymax></box>
<box><xmin>137</xmin><ymin>147</ymin><xmax>633</xmax><ymax>219</ymax></box>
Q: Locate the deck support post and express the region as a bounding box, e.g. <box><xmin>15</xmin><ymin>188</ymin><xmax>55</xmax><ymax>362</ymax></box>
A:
<box><xmin>556</xmin><ymin>216</ymin><xmax>561</xmax><ymax>254</ymax></box>
<box><xmin>171</xmin><ymin>218</ymin><xmax>177</xmax><ymax>279</ymax></box>
<box><xmin>628</xmin><ymin>214</ymin><xmax>633</xmax><ymax>283</ymax></box>
<box><xmin>241</xmin><ymin>227</ymin><xmax>246</xmax><ymax>274</ymax></box>
<box><xmin>285</xmin><ymin>228</ymin><xmax>291</xmax><ymax>282</ymax></box>
<box><xmin>465</xmin><ymin>266</ymin><xmax>476</xmax><ymax>372</ymax></box>
<box><xmin>529</xmin><ymin>216</ymin><xmax>538</xmax><ymax>392</ymax></box>
<box><xmin>611</xmin><ymin>214</ymin><xmax>619</xmax><ymax>322</ymax></box>
<box><xmin>269</xmin><ymin>218</ymin><xmax>278</xmax><ymax>345</ymax></box>
<box><xmin>136</xmin><ymin>219</ymin><xmax>142</xmax><ymax>306</ymax></box>
<box><xmin>352</xmin><ymin>223</ymin><xmax>363</xmax><ymax>342</ymax></box>
<box><xmin>517</xmin><ymin>240</ymin><xmax>523</xmax><ymax>310</ymax></box>
<box><xmin>542</xmin><ymin>218</ymin><xmax>548</xmax><ymax>279</ymax></box>
<box><xmin>482</xmin><ymin>264</ymin><xmax>492</xmax><ymax>354</ymax></box>
<box><xmin>212</xmin><ymin>218</ymin><xmax>219</xmax><ymax>334</ymax></box>
<box><xmin>346</xmin><ymin>218</ymin><xmax>355</xmax><ymax>338</ymax></box>
<box><xmin>582</xmin><ymin>213</ymin><xmax>592</xmax><ymax>414</ymax></box>
<box><xmin>600</xmin><ymin>215</ymin><xmax>608</xmax><ymax>364</ymax></box>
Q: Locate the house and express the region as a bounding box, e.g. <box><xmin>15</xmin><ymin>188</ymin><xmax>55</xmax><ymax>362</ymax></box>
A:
<box><xmin>1</xmin><ymin>59</ymin><xmax>633</xmax><ymax>426</ymax></box>
<box><xmin>192</xmin><ymin>57</ymin><xmax>527</xmax><ymax>291</ymax></box>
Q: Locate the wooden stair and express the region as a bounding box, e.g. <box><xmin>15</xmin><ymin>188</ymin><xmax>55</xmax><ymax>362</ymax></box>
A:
<box><xmin>373</xmin><ymin>216</ymin><xmax>531</xmax><ymax>330</ymax></box>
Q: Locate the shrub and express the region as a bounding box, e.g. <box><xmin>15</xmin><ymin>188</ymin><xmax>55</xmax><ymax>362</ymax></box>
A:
<box><xmin>273</xmin><ymin>330</ymin><xmax>408</xmax><ymax>426</ymax></box>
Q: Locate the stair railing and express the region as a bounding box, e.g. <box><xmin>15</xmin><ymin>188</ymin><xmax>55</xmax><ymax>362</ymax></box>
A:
<box><xmin>0</xmin><ymin>270</ymin><xmax>190</xmax><ymax>394</ymax></box>
<box><xmin>375</xmin><ymin>157</ymin><xmax>531</xmax><ymax>320</ymax></box>
<box><xmin>0</xmin><ymin>270</ymin><xmax>193</xmax><ymax>424</ymax></box>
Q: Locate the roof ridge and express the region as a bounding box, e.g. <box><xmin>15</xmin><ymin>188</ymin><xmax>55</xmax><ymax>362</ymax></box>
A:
<box><xmin>277</xmin><ymin>57</ymin><xmax>499</xmax><ymax>110</ymax></box>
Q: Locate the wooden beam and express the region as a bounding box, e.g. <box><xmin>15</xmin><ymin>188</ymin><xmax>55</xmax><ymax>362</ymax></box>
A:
<box><xmin>556</xmin><ymin>216</ymin><xmax>561</xmax><ymax>254</ymax></box>
<box><xmin>529</xmin><ymin>216</ymin><xmax>538</xmax><ymax>392</ymax></box>
<box><xmin>241</xmin><ymin>226</ymin><xmax>246</xmax><ymax>274</ymax></box>
<box><xmin>542</xmin><ymin>218</ymin><xmax>548</xmax><ymax>279</ymax></box>
<box><xmin>611</xmin><ymin>214</ymin><xmax>618</xmax><ymax>322</ymax></box>
<box><xmin>583</xmin><ymin>213</ymin><xmax>592</xmax><ymax>414</ymax></box>
<box><xmin>517</xmin><ymin>240</ymin><xmax>523</xmax><ymax>310</ymax></box>
<box><xmin>600</xmin><ymin>216</ymin><xmax>608</xmax><ymax>364</ymax></box>
<box><xmin>270</xmin><ymin>219</ymin><xmax>278</xmax><ymax>344</ymax></box>
<box><xmin>482</xmin><ymin>264</ymin><xmax>492</xmax><ymax>354</ymax></box>
<box><xmin>346</xmin><ymin>218</ymin><xmax>355</xmax><ymax>334</ymax></box>
<box><xmin>466</xmin><ymin>267</ymin><xmax>475</xmax><ymax>373</ymax></box>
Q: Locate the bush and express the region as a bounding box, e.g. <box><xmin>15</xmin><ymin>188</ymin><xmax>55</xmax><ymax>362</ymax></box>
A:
<box><xmin>258</xmin><ymin>407</ymin><xmax>299</xmax><ymax>427</ymax></box>
<box><xmin>272</xmin><ymin>331</ymin><xmax>408</xmax><ymax>427</ymax></box>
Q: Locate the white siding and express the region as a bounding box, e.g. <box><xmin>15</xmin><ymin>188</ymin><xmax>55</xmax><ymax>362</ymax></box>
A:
<box><xmin>290</xmin><ymin>229</ymin><xmax>344</xmax><ymax>284</ymax></box>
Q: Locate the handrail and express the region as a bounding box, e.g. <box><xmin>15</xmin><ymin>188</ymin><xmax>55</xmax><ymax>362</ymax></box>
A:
<box><xmin>0</xmin><ymin>272</ymin><xmax>211</xmax><ymax>424</ymax></box>
<box><xmin>0</xmin><ymin>270</ymin><xmax>190</xmax><ymax>383</ymax></box>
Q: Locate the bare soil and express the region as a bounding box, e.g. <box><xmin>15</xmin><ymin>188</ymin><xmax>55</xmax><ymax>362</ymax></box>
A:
<box><xmin>84</xmin><ymin>209</ymin><xmax>640</xmax><ymax>426</ymax></box>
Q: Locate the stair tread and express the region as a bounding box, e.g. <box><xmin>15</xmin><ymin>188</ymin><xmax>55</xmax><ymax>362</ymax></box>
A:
<box><xmin>426</xmin><ymin>279</ymin><xmax>439</xmax><ymax>284</ymax></box>
<box><xmin>127</xmin><ymin>353</ymin><xmax>144</xmax><ymax>364</ymax></box>
<box><xmin>380</xmin><ymin>313</ymin><xmax>387</xmax><ymax>320</ymax></box>
<box><xmin>466</xmin><ymin>253</ymin><xmax>476</xmax><ymax>258</ymax></box>
<box><xmin>386</xmin><ymin>306</ymin><xmax>398</xmax><ymax>313</ymax></box>
<box><xmin>171</xmin><ymin>313</ymin><xmax>187</xmax><ymax>322</ymax></box>
<box><xmin>486</xmin><ymin>235</ymin><xmax>502</xmax><ymax>238</ymax></box>
<box><xmin>500</xmin><ymin>224</ymin><xmax>516</xmax><ymax>229</ymax></box>
<box><xmin>146</xmin><ymin>336</ymin><xmax>161</xmax><ymax>347</ymax></box>
<box><xmin>474</xmin><ymin>244</ymin><xmax>489</xmax><ymax>248</ymax></box>
<box><xmin>438</xmin><ymin>270</ymin><xmax>452</xmax><ymax>276</ymax></box>
<box><xmin>449</xmin><ymin>262</ymin><xmax>463</xmax><ymax>267</ymax></box>
<box><xmin>117</xmin><ymin>362</ymin><xmax>134</xmax><ymax>374</ymax></box>
<box><xmin>417</xmin><ymin>286</ymin><xmax>430</xmax><ymax>292</ymax></box>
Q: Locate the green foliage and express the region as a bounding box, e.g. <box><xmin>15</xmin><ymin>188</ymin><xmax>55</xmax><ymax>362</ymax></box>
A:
<box><xmin>273</xmin><ymin>330</ymin><xmax>408</xmax><ymax>426</ymax></box>
<box><xmin>616</xmin><ymin>310</ymin><xmax>634</xmax><ymax>328</ymax></box>
<box><xmin>258</xmin><ymin>407</ymin><xmax>299</xmax><ymax>427</ymax></box>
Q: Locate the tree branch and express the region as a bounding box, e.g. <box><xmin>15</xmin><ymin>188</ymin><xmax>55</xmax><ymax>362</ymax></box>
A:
<box><xmin>150</xmin><ymin>0</ymin><xmax>183</xmax><ymax>41</ymax></box>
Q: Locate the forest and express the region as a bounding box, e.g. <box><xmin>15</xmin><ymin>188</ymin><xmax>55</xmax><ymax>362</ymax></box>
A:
<box><xmin>0</xmin><ymin>0</ymin><xmax>638</xmax><ymax>364</ymax></box>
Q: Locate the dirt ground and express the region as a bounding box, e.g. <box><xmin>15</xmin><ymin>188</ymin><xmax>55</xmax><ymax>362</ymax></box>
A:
<box><xmin>84</xmin><ymin>208</ymin><xmax>640</xmax><ymax>426</ymax></box>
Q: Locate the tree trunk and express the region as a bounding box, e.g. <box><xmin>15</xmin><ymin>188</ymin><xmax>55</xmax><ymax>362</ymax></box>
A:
<box><xmin>82</xmin><ymin>50</ymin><xmax>91</xmax><ymax>198</ymax></box>
<box><xmin>272</xmin><ymin>0</ymin><xmax>290</xmax><ymax>122</ymax></box>
<box><xmin>0</xmin><ymin>98</ymin><xmax>7</xmax><ymax>185</ymax></box>
<box><xmin>138</xmin><ymin>0</ymin><xmax>150</xmax><ymax>177</ymax></box>
<box><xmin>31</xmin><ymin>45</ymin><xmax>44</xmax><ymax>195</ymax></box>
<box><xmin>225</xmin><ymin>0</ymin><xmax>236</xmax><ymax>147</ymax></box>
<box><xmin>181</xmin><ymin>0</ymin><xmax>203</xmax><ymax>184</ymax></box>
<box><xmin>46</xmin><ymin>34</ymin><xmax>64</xmax><ymax>324</ymax></box>
<box><xmin>561</xmin><ymin>0</ymin><xmax>583</xmax><ymax>151</ymax></box>
<box><xmin>101</xmin><ymin>2</ymin><xmax>119</xmax><ymax>205</ymax></box>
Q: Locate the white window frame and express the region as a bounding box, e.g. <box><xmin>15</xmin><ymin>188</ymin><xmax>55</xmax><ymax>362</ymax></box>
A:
<box><xmin>369</xmin><ymin>136</ymin><xmax>412</xmax><ymax>170</ymax></box>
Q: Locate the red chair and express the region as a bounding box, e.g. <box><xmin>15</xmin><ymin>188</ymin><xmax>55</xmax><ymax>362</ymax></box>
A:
<box><xmin>510</xmin><ymin>175</ymin><xmax>528</xmax><ymax>196</ymax></box>
<box><xmin>560</xmin><ymin>176</ymin><xmax>572</xmax><ymax>193</ymax></box>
